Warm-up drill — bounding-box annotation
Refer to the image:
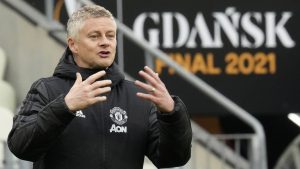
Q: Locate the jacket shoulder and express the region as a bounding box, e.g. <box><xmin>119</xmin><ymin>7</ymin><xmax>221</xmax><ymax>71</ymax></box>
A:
<box><xmin>29</xmin><ymin>76</ymin><xmax>62</xmax><ymax>89</ymax></box>
<box><xmin>29</xmin><ymin>76</ymin><xmax>70</xmax><ymax>101</ymax></box>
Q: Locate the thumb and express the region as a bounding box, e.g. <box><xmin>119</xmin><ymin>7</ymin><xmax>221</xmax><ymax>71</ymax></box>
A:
<box><xmin>75</xmin><ymin>72</ymin><xmax>82</xmax><ymax>84</ymax></box>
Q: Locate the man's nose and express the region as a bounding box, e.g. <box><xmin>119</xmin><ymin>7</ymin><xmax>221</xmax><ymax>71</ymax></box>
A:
<box><xmin>99</xmin><ymin>37</ymin><xmax>110</xmax><ymax>46</ymax></box>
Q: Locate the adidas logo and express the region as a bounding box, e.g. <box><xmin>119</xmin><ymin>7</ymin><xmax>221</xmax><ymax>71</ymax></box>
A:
<box><xmin>75</xmin><ymin>110</ymin><xmax>86</xmax><ymax>118</ymax></box>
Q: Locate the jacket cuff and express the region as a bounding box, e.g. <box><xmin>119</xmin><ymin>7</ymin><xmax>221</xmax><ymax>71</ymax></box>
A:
<box><xmin>49</xmin><ymin>94</ymin><xmax>75</xmax><ymax>125</ymax></box>
<box><xmin>157</xmin><ymin>96</ymin><xmax>188</xmax><ymax>123</ymax></box>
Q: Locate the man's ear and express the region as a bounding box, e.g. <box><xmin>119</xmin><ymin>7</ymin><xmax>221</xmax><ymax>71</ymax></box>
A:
<box><xmin>68</xmin><ymin>37</ymin><xmax>78</xmax><ymax>54</ymax></box>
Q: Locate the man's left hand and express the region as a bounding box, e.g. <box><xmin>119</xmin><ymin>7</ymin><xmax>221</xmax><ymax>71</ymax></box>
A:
<box><xmin>135</xmin><ymin>66</ymin><xmax>174</xmax><ymax>113</ymax></box>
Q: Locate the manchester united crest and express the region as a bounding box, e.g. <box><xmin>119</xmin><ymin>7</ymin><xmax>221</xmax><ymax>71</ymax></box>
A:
<box><xmin>109</xmin><ymin>107</ymin><xmax>128</xmax><ymax>125</ymax></box>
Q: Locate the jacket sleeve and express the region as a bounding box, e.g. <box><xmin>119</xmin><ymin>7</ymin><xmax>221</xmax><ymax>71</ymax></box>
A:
<box><xmin>7</xmin><ymin>79</ymin><xmax>75</xmax><ymax>161</ymax></box>
<box><xmin>146</xmin><ymin>96</ymin><xmax>192</xmax><ymax>168</ymax></box>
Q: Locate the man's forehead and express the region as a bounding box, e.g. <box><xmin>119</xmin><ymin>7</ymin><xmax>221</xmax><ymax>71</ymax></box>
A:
<box><xmin>84</xmin><ymin>17</ymin><xmax>116</xmax><ymax>25</ymax></box>
<box><xmin>81</xmin><ymin>18</ymin><xmax>116</xmax><ymax>32</ymax></box>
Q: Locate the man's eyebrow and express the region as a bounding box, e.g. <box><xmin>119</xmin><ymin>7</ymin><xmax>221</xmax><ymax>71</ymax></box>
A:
<box><xmin>106</xmin><ymin>30</ymin><xmax>116</xmax><ymax>34</ymax></box>
<box><xmin>88</xmin><ymin>31</ymin><xmax>101</xmax><ymax>35</ymax></box>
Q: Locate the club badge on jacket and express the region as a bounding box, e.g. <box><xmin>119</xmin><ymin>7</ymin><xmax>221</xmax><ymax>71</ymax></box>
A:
<box><xmin>109</xmin><ymin>107</ymin><xmax>128</xmax><ymax>133</ymax></box>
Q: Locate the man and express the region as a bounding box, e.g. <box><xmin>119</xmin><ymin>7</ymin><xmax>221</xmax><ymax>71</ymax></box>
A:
<box><xmin>7</xmin><ymin>4</ymin><xmax>192</xmax><ymax>169</ymax></box>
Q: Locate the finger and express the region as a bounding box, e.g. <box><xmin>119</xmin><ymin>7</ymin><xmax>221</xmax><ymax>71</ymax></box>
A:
<box><xmin>91</xmin><ymin>96</ymin><xmax>107</xmax><ymax>104</ymax></box>
<box><xmin>85</xmin><ymin>70</ymin><xmax>106</xmax><ymax>84</ymax></box>
<box><xmin>92</xmin><ymin>86</ymin><xmax>111</xmax><ymax>96</ymax></box>
<box><xmin>136</xmin><ymin>92</ymin><xmax>157</xmax><ymax>103</ymax></box>
<box><xmin>91</xmin><ymin>80</ymin><xmax>112</xmax><ymax>90</ymax></box>
<box><xmin>144</xmin><ymin>66</ymin><xmax>162</xmax><ymax>83</ymax></box>
<box><xmin>138</xmin><ymin>71</ymin><xmax>158</xmax><ymax>88</ymax></box>
<box><xmin>135</xmin><ymin>80</ymin><xmax>155</xmax><ymax>93</ymax></box>
<box><xmin>144</xmin><ymin>66</ymin><xmax>166</xmax><ymax>88</ymax></box>
<box><xmin>75</xmin><ymin>72</ymin><xmax>82</xmax><ymax>85</ymax></box>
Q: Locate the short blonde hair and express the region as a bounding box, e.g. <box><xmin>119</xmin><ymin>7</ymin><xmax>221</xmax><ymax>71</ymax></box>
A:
<box><xmin>67</xmin><ymin>4</ymin><xmax>115</xmax><ymax>39</ymax></box>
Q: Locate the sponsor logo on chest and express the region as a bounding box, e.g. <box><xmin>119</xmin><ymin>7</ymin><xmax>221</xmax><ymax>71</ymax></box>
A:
<box><xmin>109</xmin><ymin>107</ymin><xmax>128</xmax><ymax>133</ymax></box>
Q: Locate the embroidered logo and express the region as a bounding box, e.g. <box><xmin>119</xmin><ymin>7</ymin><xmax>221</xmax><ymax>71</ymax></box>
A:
<box><xmin>109</xmin><ymin>107</ymin><xmax>128</xmax><ymax>125</ymax></box>
<box><xmin>109</xmin><ymin>107</ymin><xmax>128</xmax><ymax>133</ymax></box>
<box><xmin>75</xmin><ymin>110</ymin><xmax>86</xmax><ymax>118</ymax></box>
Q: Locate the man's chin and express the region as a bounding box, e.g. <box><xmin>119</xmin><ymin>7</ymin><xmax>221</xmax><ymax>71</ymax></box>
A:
<box><xmin>95</xmin><ymin>62</ymin><xmax>113</xmax><ymax>69</ymax></box>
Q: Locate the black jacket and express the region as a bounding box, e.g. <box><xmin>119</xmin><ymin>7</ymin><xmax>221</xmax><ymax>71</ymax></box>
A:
<box><xmin>7</xmin><ymin>48</ymin><xmax>192</xmax><ymax>169</ymax></box>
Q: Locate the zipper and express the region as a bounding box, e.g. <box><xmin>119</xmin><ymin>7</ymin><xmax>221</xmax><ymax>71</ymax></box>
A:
<box><xmin>99</xmin><ymin>97</ymin><xmax>108</xmax><ymax>169</ymax></box>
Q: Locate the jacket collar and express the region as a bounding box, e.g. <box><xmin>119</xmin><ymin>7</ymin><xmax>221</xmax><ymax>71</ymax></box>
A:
<box><xmin>53</xmin><ymin>47</ymin><xmax>124</xmax><ymax>87</ymax></box>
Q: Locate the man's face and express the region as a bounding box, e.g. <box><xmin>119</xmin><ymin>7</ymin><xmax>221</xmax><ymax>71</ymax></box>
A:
<box><xmin>69</xmin><ymin>17</ymin><xmax>117</xmax><ymax>69</ymax></box>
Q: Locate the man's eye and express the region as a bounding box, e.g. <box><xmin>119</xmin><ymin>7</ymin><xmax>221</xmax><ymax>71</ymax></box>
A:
<box><xmin>90</xmin><ymin>35</ymin><xmax>98</xmax><ymax>39</ymax></box>
<box><xmin>107</xmin><ymin>35</ymin><xmax>115</xmax><ymax>39</ymax></box>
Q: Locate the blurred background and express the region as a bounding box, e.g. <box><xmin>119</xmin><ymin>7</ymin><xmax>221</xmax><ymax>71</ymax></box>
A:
<box><xmin>0</xmin><ymin>0</ymin><xmax>299</xmax><ymax>169</ymax></box>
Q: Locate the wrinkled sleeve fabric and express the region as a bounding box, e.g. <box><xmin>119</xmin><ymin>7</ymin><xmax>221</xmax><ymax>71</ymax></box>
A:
<box><xmin>146</xmin><ymin>96</ymin><xmax>192</xmax><ymax>168</ymax></box>
<box><xmin>7</xmin><ymin>79</ymin><xmax>75</xmax><ymax>161</ymax></box>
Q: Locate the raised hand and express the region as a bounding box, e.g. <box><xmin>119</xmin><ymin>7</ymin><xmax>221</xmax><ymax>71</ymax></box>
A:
<box><xmin>135</xmin><ymin>66</ymin><xmax>174</xmax><ymax>113</ymax></box>
<box><xmin>65</xmin><ymin>71</ymin><xmax>112</xmax><ymax>112</ymax></box>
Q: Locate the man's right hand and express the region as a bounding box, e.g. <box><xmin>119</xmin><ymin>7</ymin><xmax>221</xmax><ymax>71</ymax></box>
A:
<box><xmin>64</xmin><ymin>71</ymin><xmax>112</xmax><ymax>112</ymax></box>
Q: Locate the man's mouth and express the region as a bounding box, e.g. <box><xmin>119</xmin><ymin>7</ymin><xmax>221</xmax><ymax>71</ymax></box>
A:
<box><xmin>98</xmin><ymin>51</ymin><xmax>110</xmax><ymax>58</ymax></box>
